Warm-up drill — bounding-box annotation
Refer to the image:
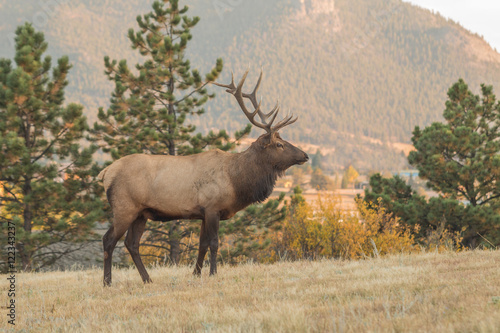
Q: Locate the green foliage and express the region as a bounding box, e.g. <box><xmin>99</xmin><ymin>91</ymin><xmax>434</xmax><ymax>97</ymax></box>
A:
<box><xmin>363</xmin><ymin>174</ymin><xmax>498</xmax><ymax>248</ymax></box>
<box><xmin>290</xmin><ymin>186</ymin><xmax>306</xmax><ymax>208</ymax></box>
<box><xmin>91</xmin><ymin>0</ymin><xmax>250</xmax><ymax>264</ymax></box>
<box><xmin>0</xmin><ymin>23</ymin><xmax>105</xmax><ymax>271</ymax></box>
<box><xmin>409</xmin><ymin>79</ymin><xmax>500</xmax><ymax>204</ymax></box>
<box><xmin>409</xmin><ymin>79</ymin><xmax>500</xmax><ymax>246</ymax></box>
<box><xmin>362</xmin><ymin>173</ymin><xmax>427</xmax><ymax>227</ymax></box>
<box><xmin>359</xmin><ymin>81</ymin><xmax>500</xmax><ymax>248</ymax></box>
<box><xmin>360</xmin><ymin>173</ymin><xmax>467</xmax><ymax>247</ymax></box>
<box><xmin>311</xmin><ymin>149</ymin><xmax>323</xmax><ymax>169</ymax></box>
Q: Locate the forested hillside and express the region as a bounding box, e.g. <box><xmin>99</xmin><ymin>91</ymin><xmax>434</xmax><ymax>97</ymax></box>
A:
<box><xmin>1</xmin><ymin>0</ymin><xmax>499</xmax><ymax>170</ymax></box>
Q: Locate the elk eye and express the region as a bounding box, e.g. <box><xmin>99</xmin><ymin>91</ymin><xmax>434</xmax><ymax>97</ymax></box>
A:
<box><xmin>277</xmin><ymin>142</ymin><xmax>284</xmax><ymax>148</ymax></box>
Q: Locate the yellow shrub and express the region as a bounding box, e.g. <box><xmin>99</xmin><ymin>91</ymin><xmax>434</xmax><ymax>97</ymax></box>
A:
<box><xmin>418</xmin><ymin>216</ymin><xmax>465</xmax><ymax>252</ymax></box>
<box><xmin>273</xmin><ymin>201</ymin><xmax>323</xmax><ymax>260</ymax></box>
<box><xmin>272</xmin><ymin>194</ymin><xmax>417</xmax><ymax>261</ymax></box>
<box><xmin>355</xmin><ymin>198</ymin><xmax>417</xmax><ymax>257</ymax></box>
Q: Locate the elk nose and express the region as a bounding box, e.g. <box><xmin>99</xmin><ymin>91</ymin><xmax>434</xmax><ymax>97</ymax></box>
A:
<box><xmin>304</xmin><ymin>153</ymin><xmax>309</xmax><ymax>161</ymax></box>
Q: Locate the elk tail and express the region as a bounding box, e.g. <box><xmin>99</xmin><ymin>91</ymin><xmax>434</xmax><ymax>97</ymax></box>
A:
<box><xmin>98</xmin><ymin>166</ymin><xmax>109</xmax><ymax>182</ymax></box>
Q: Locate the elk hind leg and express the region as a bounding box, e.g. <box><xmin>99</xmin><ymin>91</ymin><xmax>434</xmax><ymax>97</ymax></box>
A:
<box><xmin>124</xmin><ymin>216</ymin><xmax>152</xmax><ymax>283</ymax></box>
<box><xmin>103</xmin><ymin>223</ymin><xmax>128</xmax><ymax>286</ymax></box>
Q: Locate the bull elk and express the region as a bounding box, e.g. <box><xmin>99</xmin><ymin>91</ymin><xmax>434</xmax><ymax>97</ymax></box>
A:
<box><xmin>98</xmin><ymin>70</ymin><xmax>309</xmax><ymax>285</ymax></box>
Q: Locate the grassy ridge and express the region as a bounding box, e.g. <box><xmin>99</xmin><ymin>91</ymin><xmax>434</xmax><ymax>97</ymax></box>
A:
<box><xmin>3</xmin><ymin>250</ymin><xmax>500</xmax><ymax>332</ymax></box>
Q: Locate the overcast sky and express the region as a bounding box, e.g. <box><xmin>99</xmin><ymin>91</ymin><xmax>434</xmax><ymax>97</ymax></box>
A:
<box><xmin>403</xmin><ymin>0</ymin><xmax>500</xmax><ymax>51</ymax></box>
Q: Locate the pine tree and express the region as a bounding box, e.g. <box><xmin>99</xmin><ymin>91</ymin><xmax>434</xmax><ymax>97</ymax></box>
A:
<box><xmin>409</xmin><ymin>79</ymin><xmax>500</xmax><ymax>246</ymax></box>
<box><xmin>0</xmin><ymin>23</ymin><xmax>105</xmax><ymax>271</ymax></box>
<box><xmin>92</xmin><ymin>0</ymin><xmax>250</xmax><ymax>264</ymax></box>
<box><xmin>359</xmin><ymin>173</ymin><xmax>430</xmax><ymax>234</ymax></box>
<box><xmin>359</xmin><ymin>173</ymin><xmax>474</xmax><ymax>245</ymax></box>
<box><xmin>311</xmin><ymin>149</ymin><xmax>322</xmax><ymax>169</ymax></box>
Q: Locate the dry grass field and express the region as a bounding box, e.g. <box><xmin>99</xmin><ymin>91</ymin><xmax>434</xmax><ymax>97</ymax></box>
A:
<box><xmin>2</xmin><ymin>250</ymin><xmax>500</xmax><ymax>332</ymax></box>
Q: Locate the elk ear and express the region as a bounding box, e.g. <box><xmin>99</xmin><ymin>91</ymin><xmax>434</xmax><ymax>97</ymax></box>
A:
<box><xmin>258</xmin><ymin>133</ymin><xmax>273</xmax><ymax>148</ymax></box>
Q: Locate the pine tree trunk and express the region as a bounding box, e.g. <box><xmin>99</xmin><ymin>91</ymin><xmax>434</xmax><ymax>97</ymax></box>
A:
<box><xmin>21</xmin><ymin>110</ymin><xmax>33</xmax><ymax>270</ymax></box>
<box><xmin>167</xmin><ymin>19</ymin><xmax>176</xmax><ymax>157</ymax></box>
<box><xmin>167</xmin><ymin>66</ymin><xmax>175</xmax><ymax>156</ymax></box>
<box><xmin>22</xmin><ymin>179</ymin><xmax>32</xmax><ymax>270</ymax></box>
<box><xmin>168</xmin><ymin>97</ymin><xmax>175</xmax><ymax>156</ymax></box>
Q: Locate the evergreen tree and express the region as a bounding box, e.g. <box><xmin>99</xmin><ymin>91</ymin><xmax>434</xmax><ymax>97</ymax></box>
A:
<box><xmin>360</xmin><ymin>173</ymin><xmax>430</xmax><ymax>235</ymax></box>
<box><xmin>290</xmin><ymin>186</ymin><xmax>305</xmax><ymax>208</ymax></box>
<box><xmin>0</xmin><ymin>23</ymin><xmax>105</xmax><ymax>271</ymax></box>
<box><xmin>359</xmin><ymin>173</ymin><xmax>472</xmax><ymax>245</ymax></box>
<box><xmin>409</xmin><ymin>79</ymin><xmax>500</xmax><ymax>246</ymax></box>
<box><xmin>92</xmin><ymin>0</ymin><xmax>250</xmax><ymax>264</ymax></box>
<box><xmin>311</xmin><ymin>149</ymin><xmax>322</xmax><ymax>169</ymax></box>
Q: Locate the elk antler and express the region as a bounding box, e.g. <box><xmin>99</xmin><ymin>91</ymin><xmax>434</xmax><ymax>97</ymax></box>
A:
<box><xmin>214</xmin><ymin>70</ymin><xmax>298</xmax><ymax>134</ymax></box>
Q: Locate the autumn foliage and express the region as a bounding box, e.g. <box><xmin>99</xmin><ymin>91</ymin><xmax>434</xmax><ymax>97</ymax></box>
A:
<box><xmin>271</xmin><ymin>194</ymin><xmax>417</xmax><ymax>261</ymax></box>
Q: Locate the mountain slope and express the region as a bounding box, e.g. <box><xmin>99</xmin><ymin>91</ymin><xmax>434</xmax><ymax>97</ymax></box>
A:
<box><xmin>1</xmin><ymin>0</ymin><xmax>499</xmax><ymax>170</ymax></box>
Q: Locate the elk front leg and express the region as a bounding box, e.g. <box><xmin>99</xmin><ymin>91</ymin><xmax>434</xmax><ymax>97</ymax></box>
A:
<box><xmin>193</xmin><ymin>211</ymin><xmax>220</xmax><ymax>276</ymax></box>
<box><xmin>206</xmin><ymin>211</ymin><xmax>220</xmax><ymax>275</ymax></box>
<box><xmin>193</xmin><ymin>218</ymin><xmax>209</xmax><ymax>276</ymax></box>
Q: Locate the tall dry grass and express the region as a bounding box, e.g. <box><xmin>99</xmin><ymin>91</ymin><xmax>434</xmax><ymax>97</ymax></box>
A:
<box><xmin>1</xmin><ymin>250</ymin><xmax>500</xmax><ymax>332</ymax></box>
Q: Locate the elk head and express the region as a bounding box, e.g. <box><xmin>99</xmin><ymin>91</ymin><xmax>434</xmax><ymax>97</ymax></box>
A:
<box><xmin>215</xmin><ymin>70</ymin><xmax>309</xmax><ymax>173</ymax></box>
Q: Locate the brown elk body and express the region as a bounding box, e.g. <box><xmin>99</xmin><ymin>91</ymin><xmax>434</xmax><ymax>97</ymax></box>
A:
<box><xmin>99</xmin><ymin>70</ymin><xmax>308</xmax><ymax>285</ymax></box>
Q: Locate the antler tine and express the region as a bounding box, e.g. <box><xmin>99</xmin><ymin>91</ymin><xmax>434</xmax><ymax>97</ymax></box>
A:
<box><xmin>235</xmin><ymin>69</ymin><xmax>250</xmax><ymax>96</ymax></box>
<box><xmin>242</xmin><ymin>69</ymin><xmax>262</xmax><ymax>106</ymax></box>
<box><xmin>259</xmin><ymin>100</ymin><xmax>281</xmax><ymax>123</ymax></box>
<box><xmin>258</xmin><ymin>100</ymin><xmax>280</xmax><ymax>123</ymax></box>
<box><xmin>213</xmin><ymin>71</ymin><xmax>237</xmax><ymax>93</ymax></box>
<box><xmin>272</xmin><ymin>111</ymin><xmax>298</xmax><ymax>132</ymax></box>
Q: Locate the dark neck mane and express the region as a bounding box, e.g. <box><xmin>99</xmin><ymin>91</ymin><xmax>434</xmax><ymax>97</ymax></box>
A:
<box><xmin>229</xmin><ymin>145</ymin><xmax>282</xmax><ymax>208</ymax></box>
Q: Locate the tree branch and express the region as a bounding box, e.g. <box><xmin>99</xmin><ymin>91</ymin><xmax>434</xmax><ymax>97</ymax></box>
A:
<box><xmin>174</xmin><ymin>82</ymin><xmax>209</xmax><ymax>106</ymax></box>
<box><xmin>31</xmin><ymin>126</ymin><xmax>70</xmax><ymax>164</ymax></box>
<box><xmin>1</xmin><ymin>184</ymin><xmax>21</xmax><ymax>204</ymax></box>
<box><xmin>479</xmin><ymin>193</ymin><xmax>500</xmax><ymax>205</ymax></box>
